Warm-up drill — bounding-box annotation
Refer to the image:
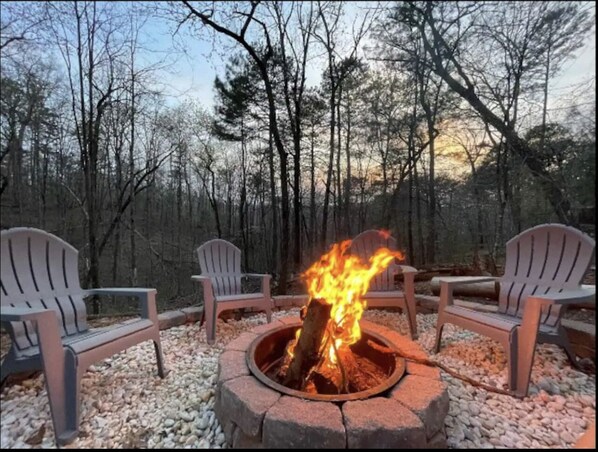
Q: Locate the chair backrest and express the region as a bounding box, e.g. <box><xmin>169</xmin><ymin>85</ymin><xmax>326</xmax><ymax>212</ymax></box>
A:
<box><xmin>1</xmin><ymin>227</ymin><xmax>88</xmax><ymax>352</ymax></box>
<box><xmin>499</xmin><ymin>223</ymin><xmax>595</xmax><ymax>326</ymax></box>
<box><xmin>196</xmin><ymin>239</ymin><xmax>243</xmax><ymax>297</ymax></box>
<box><xmin>350</xmin><ymin>229</ymin><xmax>399</xmax><ymax>291</ymax></box>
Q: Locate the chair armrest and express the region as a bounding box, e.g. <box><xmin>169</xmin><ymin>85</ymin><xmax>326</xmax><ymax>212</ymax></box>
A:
<box><xmin>526</xmin><ymin>287</ymin><xmax>595</xmax><ymax>306</ymax></box>
<box><xmin>436</xmin><ymin>276</ymin><xmax>499</xmax><ymax>287</ymax></box>
<box><xmin>243</xmin><ymin>273</ymin><xmax>272</xmax><ymax>280</ymax></box>
<box><xmin>242</xmin><ymin>274</ymin><xmax>272</xmax><ymax>297</ymax></box>
<box><xmin>85</xmin><ymin>288</ymin><xmax>156</xmax><ymax>298</ymax></box>
<box><xmin>1</xmin><ymin>307</ymin><xmax>64</xmax><ymax>353</ymax></box>
<box><xmin>84</xmin><ymin>288</ymin><xmax>158</xmax><ymax>321</ymax></box>
<box><xmin>1</xmin><ymin>306</ymin><xmax>56</xmax><ymax>323</ymax></box>
<box><xmin>396</xmin><ymin>265</ymin><xmax>418</xmax><ymax>274</ymax></box>
<box><xmin>392</xmin><ymin>265</ymin><xmax>417</xmax><ymax>296</ymax></box>
<box><xmin>191</xmin><ymin>275</ymin><xmax>215</xmax><ymax>304</ymax></box>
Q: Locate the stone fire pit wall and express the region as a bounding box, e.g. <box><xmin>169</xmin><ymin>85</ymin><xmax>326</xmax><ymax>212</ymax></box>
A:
<box><xmin>214</xmin><ymin>316</ymin><xmax>449</xmax><ymax>449</ymax></box>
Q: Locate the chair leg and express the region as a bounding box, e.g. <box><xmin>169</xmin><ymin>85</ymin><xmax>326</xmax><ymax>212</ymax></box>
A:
<box><xmin>153</xmin><ymin>332</ymin><xmax>167</xmax><ymax>378</ymax></box>
<box><xmin>0</xmin><ymin>352</ymin><xmax>17</xmax><ymax>386</ymax></box>
<box><xmin>506</xmin><ymin>330</ymin><xmax>518</xmax><ymax>392</ymax></box>
<box><xmin>265</xmin><ymin>298</ymin><xmax>272</xmax><ymax>323</ymax></box>
<box><xmin>56</xmin><ymin>350</ymin><xmax>80</xmax><ymax>446</ymax></box>
<box><xmin>199</xmin><ymin>306</ymin><xmax>206</xmax><ymax>328</ymax></box>
<box><xmin>405</xmin><ymin>298</ymin><xmax>418</xmax><ymax>340</ymax></box>
<box><xmin>204</xmin><ymin>297</ymin><xmax>216</xmax><ymax>345</ymax></box>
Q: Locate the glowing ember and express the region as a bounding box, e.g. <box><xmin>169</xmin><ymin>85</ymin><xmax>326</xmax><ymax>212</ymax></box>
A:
<box><xmin>288</xmin><ymin>238</ymin><xmax>404</xmax><ymax>374</ymax></box>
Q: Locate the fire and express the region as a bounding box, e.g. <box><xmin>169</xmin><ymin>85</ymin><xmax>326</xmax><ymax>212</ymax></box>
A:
<box><xmin>290</xmin><ymin>238</ymin><xmax>404</xmax><ymax>371</ymax></box>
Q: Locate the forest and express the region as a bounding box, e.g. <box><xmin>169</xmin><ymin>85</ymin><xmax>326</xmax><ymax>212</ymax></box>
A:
<box><xmin>1</xmin><ymin>1</ymin><xmax>595</xmax><ymax>313</ymax></box>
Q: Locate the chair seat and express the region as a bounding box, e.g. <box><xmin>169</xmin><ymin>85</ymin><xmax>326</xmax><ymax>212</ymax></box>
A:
<box><xmin>444</xmin><ymin>305</ymin><xmax>558</xmax><ymax>334</ymax></box>
<box><xmin>18</xmin><ymin>319</ymin><xmax>154</xmax><ymax>358</ymax></box>
<box><xmin>216</xmin><ymin>293</ymin><xmax>266</xmax><ymax>303</ymax></box>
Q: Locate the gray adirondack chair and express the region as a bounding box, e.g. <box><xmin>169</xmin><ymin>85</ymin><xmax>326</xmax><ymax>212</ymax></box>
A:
<box><xmin>350</xmin><ymin>230</ymin><xmax>418</xmax><ymax>339</ymax></box>
<box><xmin>434</xmin><ymin>223</ymin><xmax>595</xmax><ymax>397</ymax></box>
<box><xmin>0</xmin><ymin>227</ymin><xmax>166</xmax><ymax>445</ymax></box>
<box><xmin>192</xmin><ymin>239</ymin><xmax>272</xmax><ymax>345</ymax></box>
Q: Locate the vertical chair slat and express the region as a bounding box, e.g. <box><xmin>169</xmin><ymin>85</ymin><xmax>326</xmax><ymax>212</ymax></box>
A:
<box><xmin>1</xmin><ymin>228</ymin><xmax>88</xmax><ymax>353</ymax></box>
<box><xmin>510</xmin><ymin>232</ymin><xmax>534</xmax><ymax>316</ymax></box>
<box><xmin>535</xmin><ymin>228</ymin><xmax>566</xmax><ymax>323</ymax></box>
<box><xmin>224</xmin><ymin>244</ymin><xmax>232</xmax><ymax>295</ymax></box>
<box><xmin>9</xmin><ymin>236</ymin><xmax>34</xmax><ymax>294</ymax></box>
<box><xmin>62</xmin><ymin>247</ymin><xmax>87</xmax><ymax>333</ymax></box>
<box><xmin>13</xmin><ymin>235</ymin><xmax>64</xmax><ymax>340</ymax></box>
<box><xmin>541</xmin><ymin>228</ymin><xmax>567</xmax><ymax>289</ymax></box>
<box><xmin>499</xmin><ymin>239</ymin><xmax>520</xmax><ymax>314</ymax></box>
<box><xmin>229</xmin><ymin>244</ymin><xmax>241</xmax><ymax>295</ymax></box>
<box><xmin>549</xmin><ymin>232</ymin><xmax>575</xmax><ymax>285</ymax></box>
<box><xmin>1</xmin><ymin>235</ymin><xmax>35</xmax><ymax>350</ymax></box>
<box><xmin>546</xmin><ymin>226</ymin><xmax>592</xmax><ymax>326</ymax></box>
<box><xmin>197</xmin><ymin>239</ymin><xmax>243</xmax><ymax>297</ymax></box>
<box><xmin>543</xmin><ymin>235</ymin><xmax>580</xmax><ymax>327</ymax></box>
<box><xmin>500</xmin><ymin>225</ymin><xmax>594</xmax><ymax>327</ymax></box>
<box><xmin>1</xmin><ymin>238</ymin><xmax>22</xmax><ymax>294</ymax></box>
<box><xmin>564</xmin><ymin>230</ymin><xmax>595</xmax><ymax>285</ymax></box>
<box><xmin>44</xmin><ymin>237</ymin><xmax>73</xmax><ymax>336</ymax></box>
<box><xmin>28</xmin><ymin>233</ymin><xmax>54</xmax><ymax>294</ymax></box>
<box><xmin>516</xmin><ymin>229</ymin><xmax>549</xmax><ymax>317</ymax></box>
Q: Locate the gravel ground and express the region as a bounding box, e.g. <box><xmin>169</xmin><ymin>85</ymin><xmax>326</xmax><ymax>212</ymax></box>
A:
<box><xmin>1</xmin><ymin>309</ymin><xmax>595</xmax><ymax>449</ymax></box>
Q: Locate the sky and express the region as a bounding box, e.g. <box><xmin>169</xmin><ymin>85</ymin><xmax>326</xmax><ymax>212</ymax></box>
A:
<box><xmin>146</xmin><ymin>2</ymin><xmax>596</xmax><ymax>116</ymax></box>
<box><xmin>144</xmin><ymin>1</ymin><xmax>372</xmax><ymax>110</ymax></box>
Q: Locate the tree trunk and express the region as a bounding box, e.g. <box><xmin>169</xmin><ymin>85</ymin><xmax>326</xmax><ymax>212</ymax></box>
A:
<box><xmin>425</xmin><ymin>113</ymin><xmax>436</xmax><ymax>264</ymax></box>
<box><xmin>293</xmin><ymin>126</ymin><xmax>302</xmax><ymax>270</ymax></box>
<box><xmin>310</xmin><ymin>124</ymin><xmax>317</xmax><ymax>259</ymax></box>
<box><xmin>322</xmin><ymin>86</ymin><xmax>336</xmax><ymax>249</ymax></box>
<box><xmin>335</xmin><ymin>89</ymin><xmax>342</xmax><ymax>239</ymax></box>
<box><xmin>407</xmin><ymin>146</ymin><xmax>414</xmax><ymax>265</ymax></box>
<box><xmin>344</xmin><ymin>101</ymin><xmax>352</xmax><ymax>237</ymax></box>
<box><xmin>420</xmin><ymin>26</ymin><xmax>575</xmax><ymax>225</ymax></box>
<box><xmin>129</xmin><ymin>69</ymin><xmax>137</xmax><ymax>286</ymax></box>
<box><xmin>540</xmin><ymin>34</ymin><xmax>552</xmax><ymax>156</ymax></box>
<box><xmin>414</xmin><ymin>161</ymin><xmax>425</xmax><ymax>266</ymax></box>
<box><xmin>268</xmin><ymin>130</ymin><xmax>279</xmax><ymax>278</ymax></box>
<box><xmin>240</xmin><ymin>123</ymin><xmax>249</xmax><ymax>270</ymax></box>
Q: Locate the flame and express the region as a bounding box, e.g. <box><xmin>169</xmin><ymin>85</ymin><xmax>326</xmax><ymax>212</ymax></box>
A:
<box><xmin>289</xmin><ymin>239</ymin><xmax>404</xmax><ymax>370</ymax></box>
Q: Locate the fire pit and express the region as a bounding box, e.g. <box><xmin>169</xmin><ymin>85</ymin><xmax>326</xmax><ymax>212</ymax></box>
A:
<box><xmin>215</xmin><ymin>239</ymin><xmax>448</xmax><ymax>448</ymax></box>
<box><xmin>215</xmin><ymin>317</ymin><xmax>449</xmax><ymax>448</ymax></box>
<box><xmin>247</xmin><ymin>321</ymin><xmax>406</xmax><ymax>402</ymax></box>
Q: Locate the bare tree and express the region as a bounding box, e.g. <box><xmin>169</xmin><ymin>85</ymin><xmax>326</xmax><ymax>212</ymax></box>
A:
<box><xmin>393</xmin><ymin>1</ymin><xmax>583</xmax><ymax>225</ymax></box>
<box><xmin>180</xmin><ymin>0</ymin><xmax>293</xmax><ymax>293</ymax></box>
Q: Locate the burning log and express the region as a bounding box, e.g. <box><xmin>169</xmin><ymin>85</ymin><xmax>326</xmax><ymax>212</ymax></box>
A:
<box><xmin>281</xmin><ymin>298</ymin><xmax>332</xmax><ymax>390</ymax></box>
<box><xmin>310</xmin><ymin>345</ymin><xmax>388</xmax><ymax>394</ymax></box>
<box><xmin>278</xmin><ymin>298</ymin><xmax>391</xmax><ymax>394</ymax></box>
<box><xmin>343</xmin><ymin>352</ymin><xmax>387</xmax><ymax>392</ymax></box>
<box><xmin>273</xmin><ymin>240</ymin><xmax>408</xmax><ymax>395</ymax></box>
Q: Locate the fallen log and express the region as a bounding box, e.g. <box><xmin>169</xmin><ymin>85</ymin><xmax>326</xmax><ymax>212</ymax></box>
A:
<box><xmin>430</xmin><ymin>276</ymin><xmax>499</xmax><ymax>299</ymax></box>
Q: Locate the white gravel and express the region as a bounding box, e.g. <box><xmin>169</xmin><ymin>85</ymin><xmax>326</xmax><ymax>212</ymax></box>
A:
<box><xmin>1</xmin><ymin>308</ymin><xmax>595</xmax><ymax>449</ymax></box>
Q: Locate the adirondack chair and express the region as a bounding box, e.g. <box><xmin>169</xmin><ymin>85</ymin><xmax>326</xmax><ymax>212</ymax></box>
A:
<box><xmin>434</xmin><ymin>223</ymin><xmax>595</xmax><ymax>397</ymax></box>
<box><xmin>0</xmin><ymin>227</ymin><xmax>166</xmax><ymax>445</ymax></box>
<box><xmin>350</xmin><ymin>230</ymin><xmax>418</xmax><ymax>339</ymax></box>
<box><xmin>192</xmin><ymin>239</ymin><xmax>272</xmax><ymax>345</ymax></box>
